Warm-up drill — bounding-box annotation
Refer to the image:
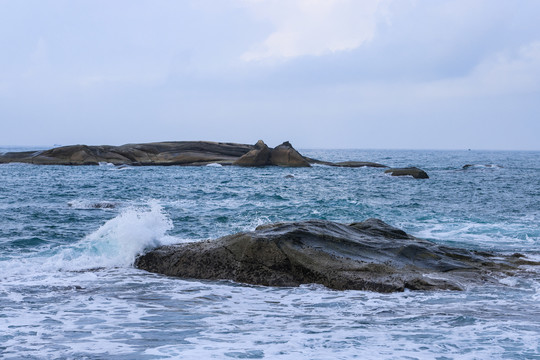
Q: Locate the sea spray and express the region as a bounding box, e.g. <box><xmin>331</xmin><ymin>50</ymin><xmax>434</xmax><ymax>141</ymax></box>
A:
<box><xmin>52</xmin><ymin>200</ymin><xmax>176</xmax><ymax>270</ymax></box>
<box><xmin>0</xmin><ymin>201</ymin><xmax>178</xmax><ymax>277</ymax></box>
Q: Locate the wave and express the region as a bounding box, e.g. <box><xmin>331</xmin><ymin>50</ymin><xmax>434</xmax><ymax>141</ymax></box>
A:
<box><xmin>462</xmin><ymin>164</ymin><xmax>503</xmax><ymax>170</ymax></box>
<box><xmin>67</xmin><ymin>200</ymin><xmax>118</xmax><ymax>210</ymax></box>
<box><xmin>53</xmin><ymin>200</ymin><xmax>178</xmax><ymax>270</ymax></box>
<box><xmin>0</xmin><ymin>201</ymin><xmax>180</xmax><ymax>276</ymax></box>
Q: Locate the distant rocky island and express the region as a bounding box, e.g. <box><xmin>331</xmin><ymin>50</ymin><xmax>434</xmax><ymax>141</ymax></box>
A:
<box><xmin>0</xmin><ymin>140</ymin><xmax>429</xmax><ymax>178</ymax></box>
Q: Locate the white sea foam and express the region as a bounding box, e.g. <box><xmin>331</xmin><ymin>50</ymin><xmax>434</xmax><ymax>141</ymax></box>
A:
<box><xmin>0</xmin><ymin>201</ymin><xmax>178</xmax><ymax>276</ymax></box>
<box><xmin>206</xmin><ymin>163</ymin><xmax>223</xmax><ymax>167</ymax></box>
<box><xmin>51</xmin><ymin>200</ymin><xmax>177</xmax><ymax>270</ymax></box>
<box><xmin>67</xmin><ymin>199</ymin><xmax>118</xmax><ymax>210</ymax></box>
<box><xmin>464</xmin><ymin>164</ymin><xmax>503</xmax><ymax>169</ymax></box>
<box><xmin>98</xmin><ymin>161</ymin><xmax>114</xmax><ymax>167</ymax></box>
<box><xmin>414</xmin><ymin>222</ymin><xmax>537</xmax><ymax>251</ymax></box>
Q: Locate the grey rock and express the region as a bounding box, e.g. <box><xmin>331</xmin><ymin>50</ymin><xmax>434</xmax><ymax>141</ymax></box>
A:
<box><xmin>233</xmin><ymin>140</ymin><xmax>272</xmax><ymax>167</ymax></box>
<box><xmin>269</xmin><ymin>141</ymin><xmax>311</xmax><ymax>167</ymax></box>
<box><xmin>135</xmin><ymin>219</ymin><xmax>536</xmax><ymax>292</ymax></box>
<box><xmin>384</xmin><ymin>167</ymin><xmax>429</xmax><ymax>179</ymax></box>
<box><xmin>0</xmin><ymin>141</ymin><xmax>254</xmax><ymax>166</ymax></box>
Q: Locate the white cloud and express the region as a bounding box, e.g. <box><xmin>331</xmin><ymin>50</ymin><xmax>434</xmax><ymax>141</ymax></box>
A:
<box><xmin>239</xmin><ymin>0</ymin><xmax>386</xmax><ymax>61</ymax></box>
<box><xmin>417</xmin><ymin>41</ymin><xmax>540</xmax><ymax>98</ymax></box>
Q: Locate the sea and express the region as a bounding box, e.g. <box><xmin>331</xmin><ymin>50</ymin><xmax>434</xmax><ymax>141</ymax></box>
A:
<box><xmin>0</xmin><ymin>148</ymin><xmax>539</xmax><ymax>359</ymax></box>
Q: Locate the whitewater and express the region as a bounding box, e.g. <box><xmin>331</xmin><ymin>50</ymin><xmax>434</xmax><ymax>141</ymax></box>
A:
<box><xmin>1</xmin><ymin>148</ymin><xmax>539</xmax><ymax>359</ymax></box>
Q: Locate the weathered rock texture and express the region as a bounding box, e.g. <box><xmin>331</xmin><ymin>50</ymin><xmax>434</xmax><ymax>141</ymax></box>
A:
<box><xmin>0</xmin><ymin>140</ymin><xmax>315</xmax><ymax>167</ymax></box>
<box><xmin>233</xmin><ymin>140</ymin><xmax>311</xmax><ymax>167</ymax></box>
<box><xmin>385</xmin><ymin>167</ymin><xmax>429</xmax><ymax>179</ymax></box>
<box><xmin>233</xmin><ymin>140</ymin><xmax>272</xmax><ymax>167</ymax></box>
<box><xmin>0</xmin><ymin>142</ymin><xmax>254</xmax><ymax>166</ymax></box>
<box><xmin>135</xmin><ymin>219</ymin><xmax>537</xmax><ymax>293</ymax></box>
<box><xmin>269</xmin><ymin>141</ymin><xmax>311</xmax><ymax>167</ymax></box>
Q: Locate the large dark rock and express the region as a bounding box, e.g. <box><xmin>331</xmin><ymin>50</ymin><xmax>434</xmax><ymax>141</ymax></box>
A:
<box><xmin>135</xmin><ymin>219</ymin><xmax>536</xmax><ymax>292</ymax></box>
<box><xmin>384</xmin><ymin>167</ymin><xmax>429</xmax><ymax>179</ymax></box>
<box><xmin>233</xmin><ymin>140</ymin><xmax>311</xmax><ymax>167</ymax></box>
<box><xmin>269</xmin><ymin>141</ymin><xmax>311</xmax><ymax>167</ymax></box>
<box><xmin>0</xmin><ymin>140</ymin><xmax>315</xmax><ymax>167</ymax></box>
<box><xmin>233</xmin><ymin>140</ymin><xmax>272</xmax><ymax>167</ymax></box>
<box><xmin>0</xmin><ymin>141</ymin><xmax>255</xmax><ymax>166</ymax></box>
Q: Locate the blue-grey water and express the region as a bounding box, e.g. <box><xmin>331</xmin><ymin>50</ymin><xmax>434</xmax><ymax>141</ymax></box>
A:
<box><xmin>0</xmin><ymin>148</ymin><xmax>539</xmax><ymax>359</ymax></box>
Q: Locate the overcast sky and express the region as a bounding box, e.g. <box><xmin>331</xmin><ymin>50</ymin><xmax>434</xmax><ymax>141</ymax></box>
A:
<box><xmin>1</xmin><ymin>0</ymin><xmax>539</xmax><ymax>149</ymax></box>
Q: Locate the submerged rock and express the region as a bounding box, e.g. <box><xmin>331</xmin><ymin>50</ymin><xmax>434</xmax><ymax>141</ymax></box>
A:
<box><xmin>462</xmin><ymin>164</ymin><xmax>503</xmax><ymax>169</ymax></box>
<box><xmin>384</xmin><ymin>167</ymin><xmax>429</xmax><ymax>179</ymax></box>
<box><xmin>334</xmin><ymin>161</ymin><xmax>388</xmax><ymax>168</ymax></box>
<box><xmin>135</xmin><ymin>219</ymin><xmax>535</xmax><ymax>293</ymax></box>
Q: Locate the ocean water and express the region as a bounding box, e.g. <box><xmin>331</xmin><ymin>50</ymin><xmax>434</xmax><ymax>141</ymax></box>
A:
<box><xmin>0</xmin><ymin>148</ymin><xmax>539</xmax><ymax>359</ymax></box>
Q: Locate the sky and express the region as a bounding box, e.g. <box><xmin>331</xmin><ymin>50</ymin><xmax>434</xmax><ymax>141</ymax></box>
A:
<box><xmin>1</xmin><ymin>0</ymin><xmax>539</xmax><ymax>150</ymax></box>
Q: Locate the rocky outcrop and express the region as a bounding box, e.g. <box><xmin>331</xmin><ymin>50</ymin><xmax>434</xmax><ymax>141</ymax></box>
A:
<box><xmin>269</xmin><ymin>141</ymin><xmax>311</xmax><ymax>167</ymax></box>
<box><xmin>0</xmin><ymin>141</ymin><xmax>429</xmax><ymax>173</ymax></box>
<box><xmin>233</xmin><ymin>140</ymin><xmax>272</xmax><ymax>167</ymax></box>
<box><xmin>135</xmin><ymin>219</ymin><xmax>537</xmax><ymax>293</ymax></box>
<box><xmin>233</xmin><ymin>140</ymin><xmax>311</xmax><ymax>167</ymax></box>
<box><xmin>0</xmin><ymin>141</ymin><xmax>255</xmax><ymax>166</ymax></box>
<box><xmin>0</xmin><ymin>140</ymin><xmax>314</xmax><ymax>167</ymax></box>
<box><xmin>384</xmin><ymin>167</ymin><xmax>429</xmax><ymax>179</ymax></box>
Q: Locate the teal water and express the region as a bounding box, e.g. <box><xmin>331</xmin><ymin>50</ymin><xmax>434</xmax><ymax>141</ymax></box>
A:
<box><xmin>0</xmin><ymin>149</ymin><xmax>539</xmax><ymax>359</ymax></box>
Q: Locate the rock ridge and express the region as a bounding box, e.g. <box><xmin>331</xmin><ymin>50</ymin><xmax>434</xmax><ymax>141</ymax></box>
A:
<box><xmin>135</xmin><ymin>219</ymin><xmax>537</xmax><ymax>293</ymax></box>
<box><xmin>0</xmin><ymin>140</ymin><xmax>428</xmax><ymax>176</ymax></box>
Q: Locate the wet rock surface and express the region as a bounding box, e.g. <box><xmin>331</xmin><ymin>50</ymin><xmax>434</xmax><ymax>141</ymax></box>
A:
<box><xmin>135</xmin><ymin>219</ymin><xmax>536</xmax><ymax>293</ymax></box>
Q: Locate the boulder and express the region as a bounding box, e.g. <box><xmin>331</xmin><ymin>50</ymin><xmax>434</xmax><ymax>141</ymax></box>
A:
<box><xmin>135</xmin><ymin>219</ymin><xmax>537</xmax><ymax>293</ymax></box>
<box><xmin>233</xmin><ymin>140</ymin><xmax>271</xmax><ymax>166</ymax></box>
<box><xmin>384</xmin><ymin>167</ymin><xmax>429</xmax><ymax>179</ymax></box>
<box><xmin>269</xmin><ymin>141</ymin><xmax>310</xmax><ymax>167</ymax></box>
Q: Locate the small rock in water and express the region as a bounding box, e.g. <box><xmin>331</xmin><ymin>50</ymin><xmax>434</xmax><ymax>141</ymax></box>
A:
<box><xmin>91</xmin><ymin>202</ymin><xmax>116</xmax><ymax>209</ymax></box>
<box><xmin>334</xmin><ymin>161</ymin><xmax>387</xmax><ymax>168</ymax></box>
<box><xmin>284</xmin><ymin>174</ymin><xmax>295</xmax><ymax>179</ymax></box>
<box><xmin>384</xmin><ymin>167</ymin><xmax>429</xmax><ymax>179</ymax></box>
<box><xmin>462</xmin><ymin>164</ymin><xmax>503</xmax><ymax>169</ymax></box>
